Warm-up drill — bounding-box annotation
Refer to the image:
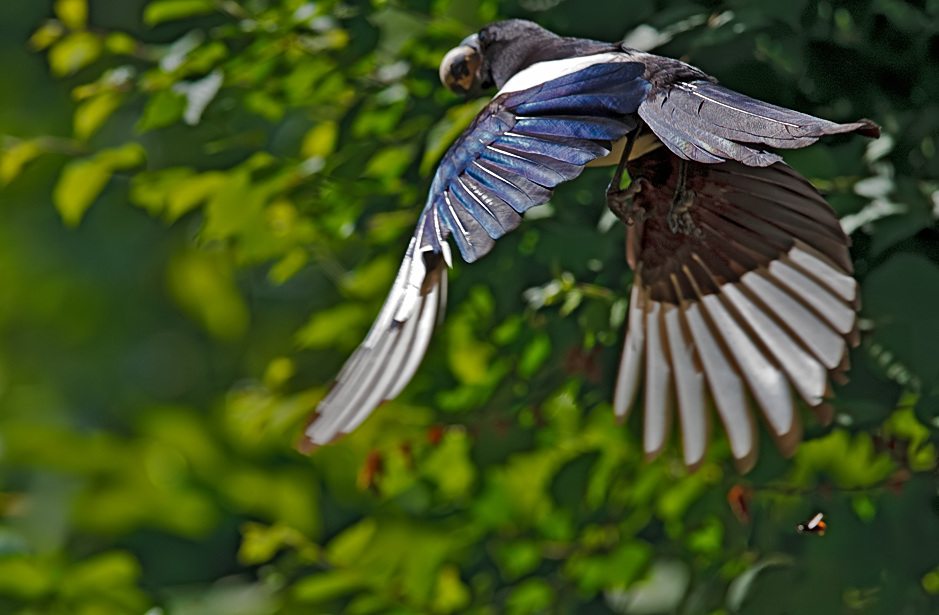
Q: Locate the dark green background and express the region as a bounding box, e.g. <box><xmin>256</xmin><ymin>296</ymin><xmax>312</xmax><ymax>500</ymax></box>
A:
<box><xmin>0</xmin><ymin>0</ymin><xmax>937</xmax><ymax>613</ymax></box>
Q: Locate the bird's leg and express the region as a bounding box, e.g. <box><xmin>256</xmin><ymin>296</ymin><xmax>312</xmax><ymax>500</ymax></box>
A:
<box><xmin>606</xmin><ymin>127</ymin><xmax>649</xmax><ymax>226</ymax></box>
<box><xmin>667</xmin><ymin>158</ymin><xmax>701</xmax><ymax>236</ymax></box>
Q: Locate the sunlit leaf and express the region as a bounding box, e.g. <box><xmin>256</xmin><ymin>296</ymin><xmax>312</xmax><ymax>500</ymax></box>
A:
<box><xmin>29</xmin><ymin>20</ymin><xmax>66</xmax><ymax>51</ymax></box>
<box><xmin>166</xmin><ymin>248</ymin><xmax>249</xmax><ymax>340</ymax></box>
<box><xmin>138</xmin><ymin>90</ymin><xmax>186</xmax><ymax>131</ymax></box>
<box><xmin>74</xmin><ymin>90</ymin><xmax>123</xmax><ymax>140</ymax></box>
<box><xmin>301</xmin><ymin>121</ymin><xmax>339</xmax><ymax>158</ymax></box>
<box><xmin>54</xmin><ymin>0</ymin><xmax>88</xmax><ymax>30</ymax></box>
<box><xmin>293</xmin><ymin>569</ymin><xmax>365</xmax><ymax>604</ymax></box>
<box><xmin>53</xmin><ymin>142</ymin><xmax>145</xmax><ymax>226</ymax></box>
<box><xmin>143</xmin><ymin>0</ymin><xmax>215</xmax><ymax>25</ymax></box>
<box><xmin>48</xmin><ymin>31</ymin><xmax>101</xmax><ymax>75</ymax></box>
<box><xmin>0</xmin><ymin>140</ymin><xmax>45</xmax><ymax>184</ymax></box>
<box><xmin>432</xmin><ymin>565</ymin><xmax>471</xmax><ymax>614</ymax></box>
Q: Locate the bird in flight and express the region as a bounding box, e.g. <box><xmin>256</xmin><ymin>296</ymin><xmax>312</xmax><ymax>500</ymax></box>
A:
<box><xmin>299</xmin><ymin>19</ymin><xmax>878</xmax><ymax>472</ymax></box>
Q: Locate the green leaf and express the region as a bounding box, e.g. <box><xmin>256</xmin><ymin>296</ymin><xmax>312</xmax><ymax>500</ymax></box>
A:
<box><xmin>422</xmin><ymin>429</ymin><xmax>476</xmax><ymax>498</ymax></box>
<box><xmin>53</xmin><ymin>142</ymin><xmax>146</xmax><ymax>227</ymax></box>
<box><xmin>364</xmin><ymin>145</ymin><xmax>416</xmax><ymax>180</ymax></box>
<box><xmin>726</xmin><ymin>555</ymin><xmax>795</xmax><ymax>613</ymax></box>
<box><xmin>506</xmin><ymin>579</ymin><xmax>555</xmax><ymax>615</ymax></box>
<box><xmin>326</xmin><ymin>518</ymin><xmax>377</xmax><ymax>566</ymax></box>
<box><xmin>432</xmin><ymin>565</ymin><xmax>471</xmax><ymax>614</ymax></box>
<box><xmin>29</xmin><ymin>20</ymin><xmax>66</xmax><ymax>51</ymax></box>
<box><xmin>0</xmin><ymin>557</ymin><xmax>52</xmax><ymax>599</ymax></box>
<box><xmin>138</xmin><ymin>90</ymin><xmax>186</xmax><ymax>132</ymax></box>
<box><xmin>74</xmin><ymin>90</ymin><xmax>123</xmax><ymax>140</ymax></box>
<box><xmin>293</xmin><ymin>569</ymin><xmax>365</xmax><ymax>603</ymax></box>
<box><xmin>54</xmin><ymin>0</ymin><xmax>88</xmax><ymax>29</ymax></box>
<box><xmin>104</xmin><ymin>31</ymin><xmax>138</xmax><ymax>55</ymax></box>
<box><xmin>0</xmin><ymin>140</ymin><xmax>45</xmax><ymax>185</ymax></box>
<box><xmin>166</xmin><ymin>248</ymin><xmax>249</xmax><ymax>340</ymax></box>
<box><xmin>295</xmin><ymin>304</ymin><xmax>373</xmax><ymax>350</ymax></box>
<box><xmin>301</xmin><ymin>121</ymin><xmax>339</xmax><ymax>159</ymax></box>
<box><xmin>518</xmin><ymin>333</ymin><xmax>551</xmax><ymax>378</ymax></box>
<box><xmin>129</xmin><ymin>167</ymin><xmax>197</xmax><ymax>216</ymax></box>
<box><xmin>143</xmin><ymin>0</ymin><xmax>215</xmax><ymax>25</ymax></box>
<box><xmin>60</xmin><ymin>551</ymin><xmax>141</xmax><ymax>599</ymax></box>
<box><xmin>48</xmin><ymin>31</ymin><xmax>101</xmax><ymax>75</ymax></box>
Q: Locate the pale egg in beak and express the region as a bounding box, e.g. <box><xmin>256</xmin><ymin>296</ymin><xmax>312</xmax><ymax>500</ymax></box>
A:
<box><xmin>439</xmin><ymin>34</ymin><xmax>481</xmax><ymax>96</ymax></box>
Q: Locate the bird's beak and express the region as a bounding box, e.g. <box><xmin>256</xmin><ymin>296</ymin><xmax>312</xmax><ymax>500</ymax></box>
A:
<box><xmin>439</xmin><ymin>33</ymin><xmax>481</xmax><ymax>96</ymax></box>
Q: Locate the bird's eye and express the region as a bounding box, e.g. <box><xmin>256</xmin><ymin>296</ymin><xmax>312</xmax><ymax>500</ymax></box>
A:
<box><xmin>439</xmin><ymin>44</ymin><xmax>481</xmax><ymax>96</ymax></box>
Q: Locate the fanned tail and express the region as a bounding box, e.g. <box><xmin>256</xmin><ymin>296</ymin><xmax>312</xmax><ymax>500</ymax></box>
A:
<box><xmin>614</xmin><ymin>148</ymin><xmax>859</xmax><ymax>472</ymax></box>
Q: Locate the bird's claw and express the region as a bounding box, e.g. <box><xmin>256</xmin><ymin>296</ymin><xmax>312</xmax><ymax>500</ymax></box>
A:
<box><xmin>667</xmin><ymin>188</ymin><xmax>701</xmax><ymax>236</ymax></box>
<box><xmin>607</xmin><ymin>177</ymin><xmax>651</xmax><ymax>226</ymax></box>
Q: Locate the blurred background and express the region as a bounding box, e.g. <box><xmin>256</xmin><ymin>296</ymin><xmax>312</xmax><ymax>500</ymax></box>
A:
<box><xmin>0</xmin><ymin>0</ymin><xmax>937</xmax><ymax>613</ymax></box>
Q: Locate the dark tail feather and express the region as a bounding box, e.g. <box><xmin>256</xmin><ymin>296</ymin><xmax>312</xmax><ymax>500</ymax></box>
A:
<box><xmin>614</xmin><ymin>148</ymin><xmax>858</xmax><ymax>472</ymax></box>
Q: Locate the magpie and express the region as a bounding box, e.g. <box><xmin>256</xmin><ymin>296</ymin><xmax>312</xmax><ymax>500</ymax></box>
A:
<box><xmin>299</xmin><ymin>19</ymin><xmax>879</xmax><ymax>472</ymax></box>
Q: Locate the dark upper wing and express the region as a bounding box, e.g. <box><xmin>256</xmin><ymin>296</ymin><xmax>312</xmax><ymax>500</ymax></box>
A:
<box><xmin>300</xmin><ymin>59</ymin><xmax>650</xmax><ymax>449</ymax></box>
<box><xmin>624</xmin><ymin>48</ymin><xmax>880</xmax><ymax>166</ymax></box>
<box><xmin>614</xmin><ymin>148</ymin><xmax>859</xmax><ymax>472</ymax></box>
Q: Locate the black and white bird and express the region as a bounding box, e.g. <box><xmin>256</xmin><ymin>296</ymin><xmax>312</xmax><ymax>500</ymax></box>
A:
<box><xmin>299</xmin><ymin>20</ymin><xmax>879</xmax><ymax>472</ymax></box>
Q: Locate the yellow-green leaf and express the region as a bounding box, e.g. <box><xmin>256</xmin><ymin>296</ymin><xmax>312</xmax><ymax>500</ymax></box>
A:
<box><xmin>53</xmin><ymin>157</ymin><xmax>112</xmax><ymax>226</ymax></box>
<box><xmin>54</xmin><ymin>0</ymin><xmax>88</xmax><ymax>29</ymax></box>
<box><xmin>293</xmin><ymin>570</ymin><xmax>365</xmax><ymax>603</ymax></box>
<box><xmin>29</xmin><ymin>20</ymin><xmax>66</xmax><ymax>51</ymax></box>
<box><xmin>301</xmin><ymin>121</ymin><xmax>338</xmax><ymax>159</ymax></box>
<box><xmin>104</xmin><ymin>31</ymin><xmax>139</xmax><ymax>55</ymax></box>
<box><xmin>167</xmin><ymin>249</ymin><xmax>250</xmax><ymax>340</ymax></box>
<box><xmin>138</xmin><ymin>90</ymin><xmax>186</xmax><ymax>132</ymax></box>
<box><xmin>143</xmin><ymin>0</ymin><xmax>215</xmax><ymax>25</ymax></box>
<box><xmin>432</xmin><ymin>565</ymin><xmax>471</xmax><ymax>614</ymax></box>
<box><xmin>0</xmin><ymin>557</ymin><xmax>52</xmax><ymax>599</ymax></box>
<box><xmin>1</xmin><ymin>140</ymin><xmax>45</xmax><ymax>185</ymax></box>
<box><xmin>48</xmin><ymin>31</ymin><xmax>101</xmax><ymax>76</ymax></box>
<box><xmin>74</xmin><ymin>91</ymin><xmax>124</xmax><ymax>140</ymax></box>
<box><xmin>60</xmin><ymin>551</ymin><xmax>141</xmax><ymax>598</ymax></box>
<box><xmin>53</xmin><ymin>143</ymin><xmax>145</xmax><ymax>226</ymax></box>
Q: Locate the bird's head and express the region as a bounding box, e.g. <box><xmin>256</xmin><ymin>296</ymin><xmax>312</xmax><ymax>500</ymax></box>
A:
<box><xmin>439</xmin><ymin>20</ymin><xmax>557</xmax><ymax>96</ymax></box>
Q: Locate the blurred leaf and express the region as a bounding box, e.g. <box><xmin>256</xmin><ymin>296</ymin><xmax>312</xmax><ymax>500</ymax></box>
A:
<box><xmin>726</xmin><ymin>555</ymin><xmax>795</xmax><ymax>613</ymax></box>
<box><xmin>166</xmin><ymin>248</ymin><xmax>249</xmax><ymax>340</ymax></box>
<box><xmin>432</xmin><ymin>564</ymin><xmax>471</xmax><ymax>614</ymax></box>
<box><xmin>144</xmin><ymin>0</ymin><xmax>215</xmax><ymax>25</ymax></box>
<box><xmin>293</xmin><ymin>569</ymin><xmax>365</xmax><ymax>604</ymax></box>
<box><xmin>53</xmin><ymin>142</ymin><xmax>146</xmax><ymax>226</ymax></box>
<box><xmin>48</xmin><ymin>31</ymin><xmax>101</xmax><ymax>75</ymax></box>
<box><xmin>422</xmin><ymin>429</ymin><xmax>476</xmax><ymax>499</ymax></box>
<box><xmin>54</xmin><ymin>0</ymin><xmax>88</xmax><ymax>30</ymax></box>
<box><xmin>506</xmin><ymin>578</ymin><xmax>555</xmax><ymax>615</ymax></box>
<box><xmin>138</xmin><ymin>90</ymin><xmax>187</xmax><ymax>131</ymax></box>
<box><xmin>301</xmin><ymin>121</ymin><xmax>339</xmax><ymax>158</ymax></box>
<box><xmin>0</xmin><ymin>557</ymin><xmax>52</xmax><ymax>599</ymax></box>
<box><xmin>29</xmin><ymin>20</ymin><xmax>66</xmax><ymax>51</ymax></box>
<box><xmin>295</xmin><ymin>303</ymin><xmax>372</xmax><ymax>350</ymax></box>
<box><xmin>0</xmin><ymin>139</ymin><xmax>45</xmax><ymax>184</ymax></box>
<box><xmin>74</xmin><ymin>90</ymin><xmax>124</xmax><ymax>140</ymax></box>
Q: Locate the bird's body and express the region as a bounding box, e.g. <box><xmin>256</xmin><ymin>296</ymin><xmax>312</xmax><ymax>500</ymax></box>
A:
<box><xmin>300</xmin><ymin>20</ymin><xmax>878</xmax><ymax>472</ymax></box>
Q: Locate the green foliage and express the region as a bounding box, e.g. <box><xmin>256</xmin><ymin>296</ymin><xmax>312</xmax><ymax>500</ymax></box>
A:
<box><xmin>0</xmin><ymin>0</ymin><xmax>938</xmax><ymax>613</ymax></box>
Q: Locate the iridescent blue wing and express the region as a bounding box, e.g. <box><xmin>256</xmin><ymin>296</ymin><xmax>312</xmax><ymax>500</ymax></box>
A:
<box><xmin>301</xmin><ymin>59</ymin><xmax>650</xmax><ymax>448</ymax></box>
<box><xmin>417</xmin><ymin>60</ymin><xmax>649</xmax><ymax>263</ymax></box>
